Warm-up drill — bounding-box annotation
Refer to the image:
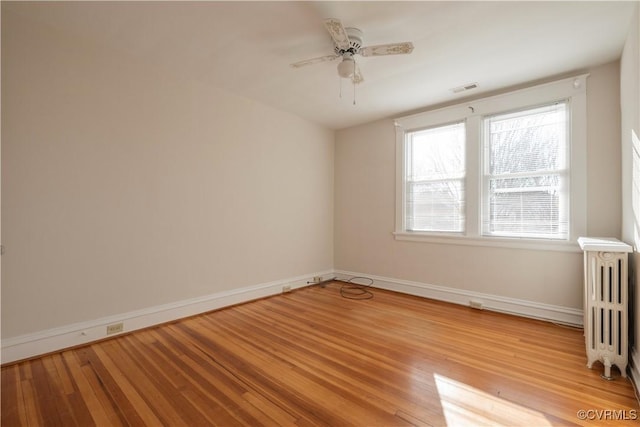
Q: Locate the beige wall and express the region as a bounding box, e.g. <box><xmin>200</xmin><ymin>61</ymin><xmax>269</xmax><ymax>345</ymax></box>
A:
<box><xmin>587</xmin><ymin>62</ymin><xmax>622</xmax><ymax>237</ymax></box>
<box><xmin>1</xmin><ymin>8</ymin><xmax>334</xmax><ymax>338</ymax></box>
<box><xmin>335</xmin><ymin>61</ymin><xmax>623</xmax><ymax>310</ymax></box>
<box><xmin>620</xmin><ymin>3</ymin><xmax>640</xmax><ymax>377</ymax></box>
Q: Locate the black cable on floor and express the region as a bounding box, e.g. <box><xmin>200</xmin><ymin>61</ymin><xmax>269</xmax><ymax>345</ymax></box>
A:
<box><xmin>337</xmin><ymin>276</ymin><xmax>374</xmax><ymax>300</ymax></box>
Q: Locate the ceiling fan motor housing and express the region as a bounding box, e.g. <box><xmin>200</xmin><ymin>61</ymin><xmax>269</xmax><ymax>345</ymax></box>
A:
<box><xmin>334</xmin><ymin>27</ymin><xmax>363</xmax><ymax>55</ymax></box>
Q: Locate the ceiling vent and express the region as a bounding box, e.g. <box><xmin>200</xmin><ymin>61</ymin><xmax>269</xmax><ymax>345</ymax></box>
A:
<box><xmin>451</xmin><ymin>82</ymin><xmax>479</xmax><ymax>93</ymax></box>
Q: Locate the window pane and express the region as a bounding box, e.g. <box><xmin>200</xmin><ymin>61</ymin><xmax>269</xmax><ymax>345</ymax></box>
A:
<box><xmin>408</xmin><ymin>122</ymin><xmax>465</xmax><ymax>181</ymax></box>
<box><xmin>484</xmin><ymin>102</ymin><xmax>568</xmax><ymax>239</ymax></box>
<box><xmin>406</xmin><ymin>122</ymin><xmax>465</xmax><ymax>233</ymax></box>
<box><xmin>489</xmin><ymin>103</ymin><xmax>567</xmax><ymax>175</ymax></box>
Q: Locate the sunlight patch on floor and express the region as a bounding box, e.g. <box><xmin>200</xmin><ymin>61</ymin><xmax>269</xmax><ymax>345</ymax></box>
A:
<box><xmin>434</xmin><ymin>373</ymin><xmax>552</xmax><ymax>426</ymax></box>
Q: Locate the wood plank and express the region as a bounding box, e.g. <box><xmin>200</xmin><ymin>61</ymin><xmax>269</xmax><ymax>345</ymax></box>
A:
<box><xmin>29</xmin><ymin>357</ymin><xmax>74</xmax><ymax>426</ymax></box>
<box><xmin>20</xmin><ymin>377</ymin><xmax>45</xmax><ymax>426</ymax></box>
<box><xmin>62</xmin><ymin>350</ymin><xmax>118</xmax><ymax>427</ymax></box>
<box><xmin>76</xmin><ymin>351</ymin><xmax>128</xmax><ymax>427</ymax></box>
<box><xmin>1</xmin><ymin>365</ymin><xmax>22</xmax><ymax>426</ymax></box>
<box><xmin>41</xmin><ymin>354</ymin><xmax>95</xmax><ymax>426</ymax></box>
<box><xmin>2</xmin><ymin>282</ymin><xmax>638</xmax><ymax>426</ymax></box>
<box><xmin>82</xmin><ymin>345</ymin><xmax>154</xmax><ymax>426</ymax></box>
<box><xmin>117</xmin><ymin>333</ymin><xmax>213</xmax><ymax>426</ymax></box>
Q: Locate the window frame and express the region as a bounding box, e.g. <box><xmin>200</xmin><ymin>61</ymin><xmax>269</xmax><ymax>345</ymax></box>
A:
<box><xmin>394</xmin><ymin>74</ymin><xmax>588</xmax><ymax>252</ymax></box>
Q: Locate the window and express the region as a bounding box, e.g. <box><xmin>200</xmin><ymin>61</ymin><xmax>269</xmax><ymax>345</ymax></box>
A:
<box><xmin>405</xmin><ymin>122</ymin><xmax>465</xmax><ymax>233</ymax></box>
<box><xmin>483</xmin><ymin>102</ymin><xmax>568</xmax><ymax>239</ymax></box>
<box><xmin>395</xmin><ymin>75</ymin><xmax>587</xmax><ymax>251</ymax></box>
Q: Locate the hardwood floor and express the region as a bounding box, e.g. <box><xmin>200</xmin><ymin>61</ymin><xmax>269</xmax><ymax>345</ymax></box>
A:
<box><xmin>2</xmin><ymin>281</ymin><xmax>639</xmax><ymax>426</ymax></box>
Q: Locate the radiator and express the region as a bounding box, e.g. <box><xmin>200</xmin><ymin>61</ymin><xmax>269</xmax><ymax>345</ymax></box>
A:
<box><xmin>578</xmin><ymin>237</ymin><xmax>632</xmax><ymax>380</ymax></box>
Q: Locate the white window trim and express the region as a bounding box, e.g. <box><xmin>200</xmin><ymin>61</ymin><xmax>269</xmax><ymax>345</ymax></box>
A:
<box><xmin>394</xmin><ymin>74</ymin><xmax>588</xmax><ymax>252</ymax></box>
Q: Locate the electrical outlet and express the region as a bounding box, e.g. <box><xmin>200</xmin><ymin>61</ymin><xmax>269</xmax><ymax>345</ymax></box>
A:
<box><xmin>106</xmin><ymin>322</ymin><xmax>124</xmax><ymax>335</ymax></box>
<box><xmin>313</xmin><ymin>276</ymin><xmax>323</xmax><ymax>283</ymax></box>
<box><xmin>282</xmin><ymin>285</ymin><xmax>292</xmax><ymax>293</ymax></box>
<box><xmin>469</xmin><ymin>300</ymin><xmax>483</xmax><ymax>310</ymax></box>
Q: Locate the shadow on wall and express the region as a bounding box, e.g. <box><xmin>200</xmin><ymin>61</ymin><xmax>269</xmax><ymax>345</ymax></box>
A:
<box><xmin>631</xmin><ymin>129</ymin><xmax>640</xmax><ymax>351</ymax></box>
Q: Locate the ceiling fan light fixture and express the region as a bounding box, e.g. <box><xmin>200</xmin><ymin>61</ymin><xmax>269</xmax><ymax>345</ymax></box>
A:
<box><xmin>337</xmin><ymin>57</ymin><xmax>355</xmax><ymax>78</ymax></box>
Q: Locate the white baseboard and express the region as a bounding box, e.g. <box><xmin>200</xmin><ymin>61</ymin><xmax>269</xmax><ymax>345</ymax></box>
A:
<box><xmin>2</xmin><ymin>268</ymin><xmax>584</xmax><ymax>364</ymax></box>
<box><xmin>1</xmin><ymin>270</ymin><xmax>333</xmax><ymax>364</ymax></box>
<box><xmin>334</xmin><ymin>270</ymin><xmax>584</xmax><ymax>327</ymax></box>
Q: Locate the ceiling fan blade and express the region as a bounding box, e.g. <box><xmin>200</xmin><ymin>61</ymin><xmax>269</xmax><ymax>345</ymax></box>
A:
<box><xmin>360</xmin><ymin>42</ymin><xmax>414</xmax><ymax>57</ymax></box>
<box><xmin>290</xmin><ymin>54</ymin><xmax>340</xmax><ymax>69</ymax></box>
<box><xmin>324</xmin><ymin>18</ymin><xmax>350</xmax><ymax>51</ymax></box>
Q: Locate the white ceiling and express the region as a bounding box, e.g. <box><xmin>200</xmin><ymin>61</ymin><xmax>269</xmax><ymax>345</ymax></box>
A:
<box><xmin>6</xmin><ymin>1</ymin><xmax>637</xmax><ymax>130</ymax></box>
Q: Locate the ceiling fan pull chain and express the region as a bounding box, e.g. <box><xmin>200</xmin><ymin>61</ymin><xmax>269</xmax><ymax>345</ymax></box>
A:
<box><xmin>353</xmin><ymin>75</ymin><xmax>356</xmax><ymax>105</ymax></box>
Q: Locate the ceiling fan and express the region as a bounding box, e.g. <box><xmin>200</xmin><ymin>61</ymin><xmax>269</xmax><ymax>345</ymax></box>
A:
<box><xmin>291</xmin><ymin>18</ymin><xmax>414</xmax><ymax>85</ymax></box>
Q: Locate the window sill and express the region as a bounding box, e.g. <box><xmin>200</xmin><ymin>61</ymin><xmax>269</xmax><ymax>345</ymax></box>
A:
<box><xmin>393</xmin><ymin>231</ymin><xmax>582</xmax><ymax>253</ymax></box>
